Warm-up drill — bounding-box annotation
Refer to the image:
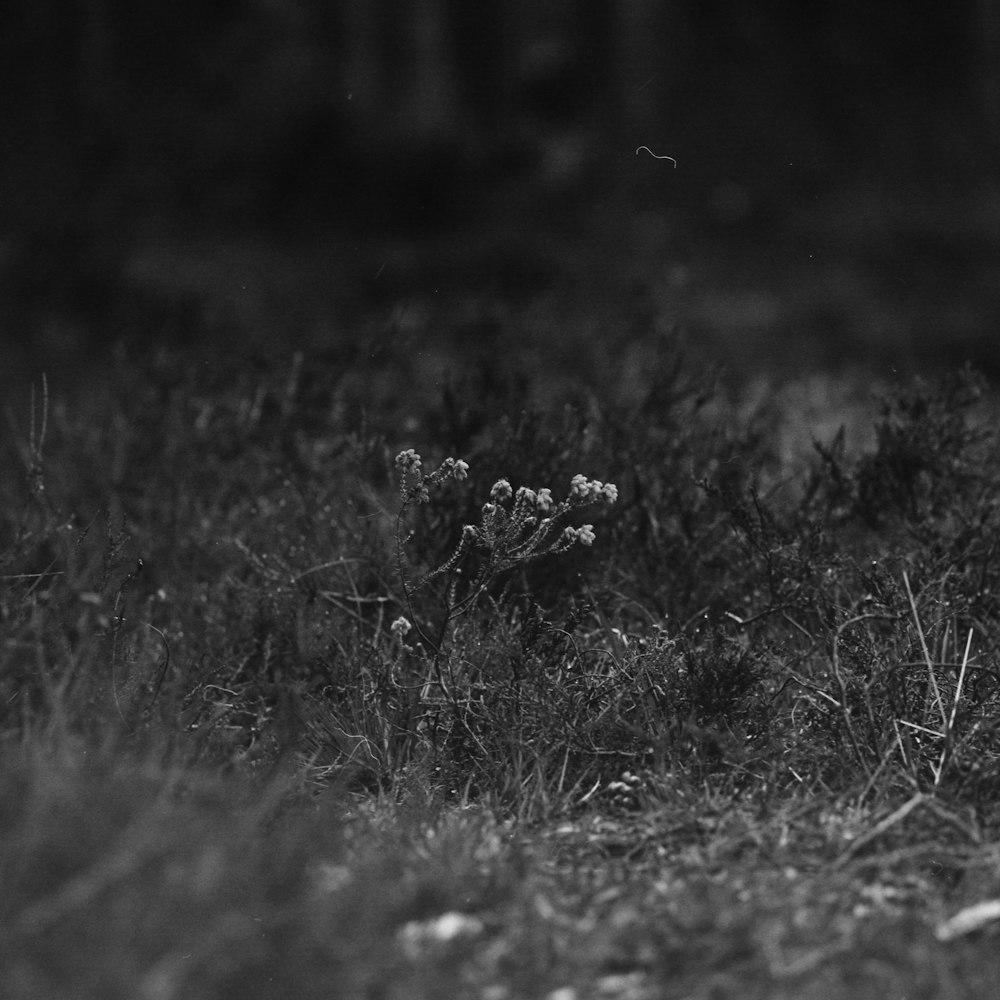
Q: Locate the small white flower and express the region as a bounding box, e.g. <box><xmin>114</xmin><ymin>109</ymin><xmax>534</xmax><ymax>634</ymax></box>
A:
<box><xmin>576</xmin><ymin>524</ymin><xmax>596</xmax><ymax>546</ymax></box>
<box><xmin>462</xmin><ymin>524</ymin><xmax>479</xmax><ymax>543</ymax></box>
<box><xmin>395</xmin><ymin>449</ymin><xmax>421</xmax><ymax>472</ymax></box>
<box><xmin>490</xmin><ymin>479</ymin><xmax>512</xmax><ymax>501</ymax></box>
<box><xmin>601</xmin><ymin>482</ymin><xmax>618</xmax><ymax>503</ymax></box>
<box><xmin>569</xmin><ymin>474</ymin><xmax>590</xmax><ymax>498</ymax></box>
<box><xmin>453</xmin><ymin>459</ymin><xmax>469</xmax><ymax>480</ymax></box>
<box><xmin>536</xmin><ymin>488</ymin><xmax>553</xmax><ymax>512</ymax></box>
<box><xmin>390</xmin><ymin>616</ymin><xmax>412</xmax><ymax>636</ymax></box>
<box><xmin>398</xmin><ymin>912</ymin><xmax>484</xmax><ymax>958</ymax></box>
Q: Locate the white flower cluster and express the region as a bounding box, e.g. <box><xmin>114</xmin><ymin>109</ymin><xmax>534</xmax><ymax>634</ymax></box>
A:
<box><xmin>392</xmin><ymin>452</ymin><xmax>619</xmax><ymax>652</ymax></box>
<box><xmin>563</xmin><ymin>523</ymin><xmax>596</xmax><ymax>546</ymax></box>
<box><xmin>395</xmin><ymin>450</ymin><xmax>469</xmax><ymax>504</ymax></box>
<box><xmin>390</xmin><ymin>616</ymin><xmax>412</xmax><ymax>636</ymax></box>
<box><xmin>570</xmin><ymin>474</ymin><xmax>618</xmax><ymax>503</ymax></box>
<box><xmin>395</xmin><ymin>448</ymin><xmax>422</xmax><ymax>474</ymax></box>
<box><xmin>455</xmin><ymin>471</ymin><xmax>618</xmax><ymax>570</ymax></box>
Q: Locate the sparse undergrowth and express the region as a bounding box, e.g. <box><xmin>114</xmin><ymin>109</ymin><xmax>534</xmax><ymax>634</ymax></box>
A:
<box><xmin>3</xmin><ymin>341</ymin><xmax>1000</xmax><ymax>999</ymax></box>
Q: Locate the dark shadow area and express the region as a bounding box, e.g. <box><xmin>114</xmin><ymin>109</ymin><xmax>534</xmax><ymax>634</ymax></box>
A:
<box><xmin>2</xmin><ymin>1</ymin><xmax>999</xmax><ymax>392</ymax></box>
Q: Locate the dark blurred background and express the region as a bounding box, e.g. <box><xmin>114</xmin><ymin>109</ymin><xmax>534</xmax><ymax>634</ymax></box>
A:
<box><xmin>2</xmin><ymin>0</ymin><xmax>1000</xmax><ymax>389</ymax></box>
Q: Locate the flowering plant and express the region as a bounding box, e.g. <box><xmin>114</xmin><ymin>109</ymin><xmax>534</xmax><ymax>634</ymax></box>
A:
<box><xmin>392</xmin><ymin>450</ymin><xmax>617</xmax><ymax>690</ymax></box>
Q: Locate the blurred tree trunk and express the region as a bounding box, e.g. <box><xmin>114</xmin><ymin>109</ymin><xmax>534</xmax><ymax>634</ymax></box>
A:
<box><xmin>2</xmin><ymin>0</ymin><xmax>79</xmax><ymax>218</ymax></box>
<box><xmin>77</xmin><ymin>0</ymin><xmax>114</xmax><ymax>126</ymax></box>
<box><xmin>614</xmin><ymin>1</ymin><xmax>682</xmax><ymax>133</ymax></box>
<box><xmin>975</xmin><ymin>0</ymin><xmax>1000</xmax><ymax>156</ymax></box>
<box><xmin>447</xmin><ymin>0</ymin><xmax>516</xmax><ymax>137</ymax></box>
<box><xmin>340</xmin><ymin>0</ymin><xmax>388</xmax><ymax>121</ymax></box>
<box><xmin>369</xmin><ymin>0</ymin><xmax>463</xmax><ymax>144</ymax></box>
<box><xmin>407</xmin><ymin>0</ymin><xmax>461</xmax><ymax>138</ymax></box>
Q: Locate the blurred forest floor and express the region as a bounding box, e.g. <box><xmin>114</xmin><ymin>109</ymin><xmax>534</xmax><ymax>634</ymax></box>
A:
<box><xmin>4</xmin><ymin>171</ymin><xmax>1000</xmax><ymax>398</ymax></box>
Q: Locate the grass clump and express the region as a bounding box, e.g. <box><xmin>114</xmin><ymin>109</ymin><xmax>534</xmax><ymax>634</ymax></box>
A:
<box><xmin>4</xmin><ymin>338</ymin><xmax>1000</xmax><ymax>998</ymax></box>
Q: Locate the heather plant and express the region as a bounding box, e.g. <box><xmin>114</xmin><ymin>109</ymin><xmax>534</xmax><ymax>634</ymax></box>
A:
<box><xmin>391</xmin><ymin>448</ymin><xmax>617</xmax><ymax>701</ymax></box>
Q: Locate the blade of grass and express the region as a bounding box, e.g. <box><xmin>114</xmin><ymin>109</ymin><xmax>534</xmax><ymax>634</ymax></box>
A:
<box><xmin>902</xmin><ymin>571</ymin><xmax>946</xmax><ymax>730</ymax></box>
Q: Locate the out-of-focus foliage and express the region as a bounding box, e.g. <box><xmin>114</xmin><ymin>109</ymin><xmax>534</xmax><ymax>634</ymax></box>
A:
<box><xmin>2</xmin><ymin>0</ymin><xmax>997</xmax><ymax>233</ymax></box>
